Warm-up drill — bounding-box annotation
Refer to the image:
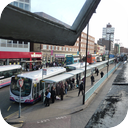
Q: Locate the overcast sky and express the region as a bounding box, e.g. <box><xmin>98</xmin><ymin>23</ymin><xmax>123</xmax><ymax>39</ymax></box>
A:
<box><xmin>0</xmin><ymin>0</ymin><xmax>128</xmax><ymax>48</ymax></box>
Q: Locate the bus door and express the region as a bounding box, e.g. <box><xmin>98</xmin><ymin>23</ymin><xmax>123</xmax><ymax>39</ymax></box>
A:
<box><xmin>33</xmin><ymin>83</ymin><xmax>37</xmax><ymax>100</ymax></box>
<box><xmin>40</xmin><ymin>80</ymin><xmax>45</xmax><ymax>102</ymax></box>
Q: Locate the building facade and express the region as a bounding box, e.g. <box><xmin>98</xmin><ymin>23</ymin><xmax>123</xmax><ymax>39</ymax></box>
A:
<box><xmin>97</xmin><ymin>38</ymin><xmax>114</xmax><ymax>54</ymax></box>
<box><xmin>33</xmin><ymin>12</ymin><xmax>95</xmax><ymax>63</ymax></box>
<box><xmin>41</xmin><ymin>32</ymin><xmax>95</xmax><ymax>63</ymax></box>
<box><xmin>94</xmin><ymin>43</ymin><xmax>106</xmax><ymax>55</ymax></box>
<box><xmin>102</xmin><ymin>23</ymin><xmax>115</xmax><ymax>42</ymax></box>
<box><xmin>0</xmin><ymin>0</ymin><xmax>31</xmax><ymax>53</ymax></box>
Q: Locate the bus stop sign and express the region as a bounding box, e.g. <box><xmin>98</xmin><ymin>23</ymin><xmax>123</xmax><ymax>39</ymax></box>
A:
<box><xmin>18</xmin><ymin>79</ymin><xmax>23</xmax><ymax>88</ymax></box>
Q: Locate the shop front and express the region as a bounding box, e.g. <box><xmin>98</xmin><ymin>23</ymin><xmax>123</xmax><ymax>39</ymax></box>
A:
<box><xmin>0</xmin><ymin>51</ymin><xmax>42</xmax><ymax>70</ymax></box>
<box><xmin>55</xmin><ymin>54</ymin><xmax>65</xmax><ymax>64</ymax></box>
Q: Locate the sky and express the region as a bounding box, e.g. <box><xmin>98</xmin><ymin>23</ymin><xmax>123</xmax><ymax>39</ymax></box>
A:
<box><xmin>0</xmin><ymin>0</ymin><xmax>128</xmax><ymax>49</ymax></box>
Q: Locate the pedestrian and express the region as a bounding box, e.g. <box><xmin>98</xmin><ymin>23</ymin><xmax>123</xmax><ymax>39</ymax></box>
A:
<box><xmin>96</xmin><ymin>68</ymin><xmax>99</xmax><ymax>76</ymax></box>
<box><xmin>51</xmin><ymin>87</ymin><xmax>56</xmax><ymax>103</ymax></box>
<box><xmin>90</xmin><ymin>74</ymin><xmax>95</xmax><ymax>86</ymax></box>
<box><xmin>64</xmin><ymin>81</ymin><xmax>68</xmax><ymax>94</ymax></box>
<box><xmin>60</xmin><ymin>84</ymin><xmax>64</xmax><ymax>100</ymax></box>
<box><xmin>56</xmin><ymin>84</ymin><xmax>60</xmax><ymax>96</ymax></box>
<box><xmin>78</xmin><ymin>81</ymin><xmax>84</xmax><ymax>96</ymax></box>
<box><xmin>45</xmin><ymin>88</ymin><xmax>51</xmax><ymax>107</ymax></box>
<box><xmin>100</xmin><ymin>71</ymin><xmax>104</xmax><ymax>78</ymax></box>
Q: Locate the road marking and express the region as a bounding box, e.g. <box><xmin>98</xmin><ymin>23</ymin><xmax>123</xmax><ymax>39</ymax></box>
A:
<box><xmin>7</xmin><ymin>106</ymin><xmax>11</xmax><ymax>111</ymax></box>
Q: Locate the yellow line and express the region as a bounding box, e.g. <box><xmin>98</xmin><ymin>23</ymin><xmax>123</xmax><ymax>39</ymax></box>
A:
<box><xmin>4</xmin><ymin>106</ymin><xmax>30</xmax><ymax>120</ymax></box>
<box><xmin>7</xmin><ymin>106</ymin><xmax>11</xmax><ymax>111</ymax></box>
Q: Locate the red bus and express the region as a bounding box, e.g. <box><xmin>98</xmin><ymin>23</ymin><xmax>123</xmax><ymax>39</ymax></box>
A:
<box><xmin>87</xmin><ymin>54</ymin><xmax>97</xmax><ymax>64</ymax></box>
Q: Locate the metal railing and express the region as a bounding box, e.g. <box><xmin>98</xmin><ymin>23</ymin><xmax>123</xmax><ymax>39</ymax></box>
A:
<box><xmin>85</xmin><ymin>62</ymin><xmax>120</xmax><ymax>102</ymax></box>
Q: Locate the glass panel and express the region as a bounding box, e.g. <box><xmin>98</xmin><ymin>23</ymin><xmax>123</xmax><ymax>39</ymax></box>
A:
<box><xmin>25</xmin><ymin>4</ymin><xmax>29</xmax><ymax>11</ymax></box>
<box><xmin>19</xmin><ymin>3</ymin><xmax>24</xmax><ymax>9</ymax></box>
<box><xmin>14</xmin><ymin>2</ymin><xmax>18</xmax><ymax>7</ymax></box>
<box><xmin>11</xmin><ymin>77</ymin><xmax>32</xmax><ymax>97</ymax></box>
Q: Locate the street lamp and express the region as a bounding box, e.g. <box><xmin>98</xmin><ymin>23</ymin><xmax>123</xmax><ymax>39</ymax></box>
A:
<box><xmin>107</xmin><ymin>32</ymin><xmax>113</xmax><ymax>78</ymax></box>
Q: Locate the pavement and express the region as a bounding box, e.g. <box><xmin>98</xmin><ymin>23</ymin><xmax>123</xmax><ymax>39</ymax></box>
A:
<box><xmin>5</xmin><ymin>63</ymin><xmax>121</xmax><ymax>128</ymax></box>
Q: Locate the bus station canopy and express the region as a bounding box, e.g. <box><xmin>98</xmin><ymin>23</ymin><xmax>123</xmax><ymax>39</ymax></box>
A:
<box><xmin>0</xmin><ymin>0</ymin><xmax>101</xmax><ymax>46</ymax></box>
<box><xmin>44</xmin><ymin>68</ymin><xmax>85</xmax><ymax>83</ymax></box>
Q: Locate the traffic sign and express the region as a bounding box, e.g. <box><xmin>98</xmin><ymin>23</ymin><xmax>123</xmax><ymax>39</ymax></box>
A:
<box><xmin>18</xmin><ymin>79</ymin><xmax>24</xmax><ymax>88</ymax></box>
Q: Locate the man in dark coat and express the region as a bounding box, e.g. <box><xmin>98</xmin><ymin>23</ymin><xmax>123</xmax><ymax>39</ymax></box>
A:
<box><xmin>51</xmin><ymin>87</ymin><xmax>56</xmax><ymax>103</ymax></box>
<box><xmin>60</xmin><ymin>85</ymin><xmax>64</xmax><ymax>100</ymax></box>
<box><xmin>100</xmin><ymin>71</ymin><xmax>104</xmax><ymax>78</ymax></box>
<box><xmin>96</xmin><ymin>68</ymin><xmax>99</xmax><ymax>76</ymax></box>
<box><xmin>78</xmin><ymin>81</ymin><xmax>84</xmax><ymax>96</ymax></box>
<box><xmin>90</xmin><ymin>74</ymin><xmax>95</xmax><ymax>86</ymax></box>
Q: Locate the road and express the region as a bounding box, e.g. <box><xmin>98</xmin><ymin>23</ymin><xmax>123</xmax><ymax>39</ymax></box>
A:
<box><xmin>0</xmin><ymin>85</ymin><xmax>32</xmax><ymax>118</ymax></box>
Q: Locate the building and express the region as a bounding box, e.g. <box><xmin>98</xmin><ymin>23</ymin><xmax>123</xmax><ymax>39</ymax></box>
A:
<box><xmin>94</xmin><ymin>43</ymin><xmax>106</xmax><ymax>55</ymax></box>
<box><xmin>102</xmin><ymin>23</ymin><xmax>115</xmax><ymax>42</ymax></box>
<box><xmin>114</xmin><ymin>43</ymin><xmax>120</xmax><ymax>55</ymax></box>
<box><xmin>41</xmin><ymin>32</ymin><xmax>95</xmax><ymax>63</ymax></box>
<box><xmin>120</xmin><ymin>47</ymin><xmax>128</xmax><ymax>55</ymax></box>
<box><xmin>0</xmin><ymin>0</ymin><xmax>31</xmax><ymax>53</ymax></box>
<box><xmin>0</xmin><ymin>0</ymin><xmax>42</xmax><ymax>69</ymax></box>
<box><xmin>33</xmin><ymin>12</ymin><xmax>95</xmax><ymax>63</ymax></box>
<box><xmin>97</xmin><ymin>38</ymin><xmax>114</xmax><ymax>54</ymax></box>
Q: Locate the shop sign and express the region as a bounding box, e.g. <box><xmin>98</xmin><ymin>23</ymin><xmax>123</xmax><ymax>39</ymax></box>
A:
<box><xmin>55</xmin><ymin>54</ymin><xmax>65</xmax><ymax>58</ymax></box>
<box><xmin>31</xmin><ymin>53</ymin><xmax>42</xmax><ymax>58</ymax></box>
<box><xmin>43</xmin><ymin>69</ymin><xmax>47</xmax><ymax>75</ymax></box>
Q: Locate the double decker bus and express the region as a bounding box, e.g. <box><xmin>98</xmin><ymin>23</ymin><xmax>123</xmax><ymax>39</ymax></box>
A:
<box><xmin>66</xmin><ymin>55</ymin><xmax>80</xmax><ymax>65</ymax></box>
<box><xmin>87</xmin><ymin>54</ymin><xmax>97</xmax><ymax>64</ymax></box>
<box><xmin>10</xmin><ymin>67</ymin><xmax>66</xmax><ymax>104</ymax></box>
<box><xmin>0</xmin><ymin>65</ymin><xmax>22</xmax><ymax>88</ymax></box>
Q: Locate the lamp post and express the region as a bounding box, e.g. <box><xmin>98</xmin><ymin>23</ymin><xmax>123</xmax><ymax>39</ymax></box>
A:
<box><xmin>83</xmin><ymin>22</ymin><xmax>89</xmax><ymax>105</ymax></box>
<box><xmin>107</xmin><ymin>33</ymin><xmax>113</xmax><ymax>78</ymax></box>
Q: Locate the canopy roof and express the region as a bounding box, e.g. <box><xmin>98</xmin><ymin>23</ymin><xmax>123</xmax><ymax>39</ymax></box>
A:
<box><xmin>0</xmin><ymin>0</ymin><xmax>101</xmax><ymax>46</ymax></box>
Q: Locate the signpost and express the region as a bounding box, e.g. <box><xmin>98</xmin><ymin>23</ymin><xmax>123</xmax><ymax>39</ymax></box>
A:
<box><xmin>18</xmin><ymin>78</ymin><xmax>23</xmax><ymax>118</ymax></box>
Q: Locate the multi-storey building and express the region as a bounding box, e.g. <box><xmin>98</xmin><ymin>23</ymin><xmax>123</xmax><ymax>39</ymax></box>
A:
<box><xmin>97</xmin><ymin>38</ymin><xmax>114</xmax><ymax>54</ymax></box>
<box><xmin>102</xmin><ymin>23</ymin><xmax>115</xmax><ymax>42</ymax></box>
<box><xmin>41</xmin><ymin>32</ymin><xmax>95</xmax><ymax>63</ymax></box>
<box><xmin>33</xmin><ymin>12</ymin><xmax>95</xmax><ymax>63</ymax></box>
<box><xmin>0</xmin><ymin>0</ymin><xmax>42</xmax><ymax>67</ymax></box>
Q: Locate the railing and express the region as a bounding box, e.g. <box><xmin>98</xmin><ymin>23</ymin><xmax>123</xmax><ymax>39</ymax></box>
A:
<box><xmin>85</xmin><ymin>62</ymin><xmax>120</xmax><ymax>102</ymax></box>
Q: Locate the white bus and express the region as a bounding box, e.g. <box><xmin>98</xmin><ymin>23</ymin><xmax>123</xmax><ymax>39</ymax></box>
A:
<box><xmin>10</xmin><ymin>67</ymin><xmax>66</xmax><ymax>104</ymax></box>
<box><xmin>64</xmin><ymin>62</ymin><xmax>89</xmax><ymax>71</ymax></box>
<box><xmin>96</xmin><ymin>55</ymin><xmax>102</xmax><ymax>62</ymax></box>
<box><xmin>0</xmin><ymin>65</ymin><xmax>22</xmax><ymax>88</ymax></box>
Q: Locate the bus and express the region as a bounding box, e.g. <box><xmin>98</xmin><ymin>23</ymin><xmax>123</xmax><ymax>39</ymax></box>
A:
<box><xmin>10</xmin><ymin>67</ymin><xmax>66</xmax><ymax>104</ymax></box>
<box><xmin>87</xmin><ymin>54</ymin><xmax>97</xmax><ymax>64</ymax></box>
<box><xmin>65</xmin><ymin>62</ymin><xmax>89</xmax><ymax>72</ymax></box>
<box><xmin>96</xmin><ymin>55</ymin><xmax>102</xmax><ymax>62</ymax></box>
<box><xmin>66</xmin><ymin>55</ymin><xmax>80</xmax><ymax>65</ymax></box>
<box><xmin>0</xmin><ymin>65</ymin><xmax>22</xmax><ymax>88</ymax></box>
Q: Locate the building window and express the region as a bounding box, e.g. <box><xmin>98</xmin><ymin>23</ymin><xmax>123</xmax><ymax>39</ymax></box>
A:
<box><xmin>19</xmin><ymin>3</ymin><xmax>24</xmax><ymax>9</ymax></box>
<box><xmin>25</xmin><ymin>4</ymin><xmax>29</xmax><ymax>11</ymax></box>
<box><xmin>59</xmin><ymin>47</ymin><xmax>62</xmax><ymax>51</ymax></box>
<box><xmin>63</xmin><ymin>47</ymin><xmax>65</xmax><ymax>51</ymax></box>
<box><xmin>70</xmin><ymin>48</ymin><xmax>72</xmax><ymax>51</ymax></box>
<box><xmin>13</xmin><ymin>40</ymin><xmax>17</xmax><ymax>44</ymax></box>
<box><xmin>49</xmin><ymin>45</ymin><xmax>51</xmax><ymax>50</ymax></box>
<box><xmin>52</xmin><ymin>46</ymin><xmax>54</xmax><ymax>50</ymax></box>
<box><xmin>24</xmin><ymin>41</ymin><xmax>28</xmax><ymax>44</ymax></box>
<box><xmin>19</xmin><ymin>41</ymin><xmax>23</xmax><ymax>44</ymax></box>
<box><xmin>43</xmin><ymin>45</ymin><xmax>46</xmax><ymax>49</ymax></box>
<box><xmin>56</xmin><ymin>46</ymin><xmax>58</xmax><ymax>50</ymax></box>
<box><xmin>66</xmin><ymin>48</ymin><xmax>68</xmax><ymax>51</ymax></box>
<box><xmin>14</xmin><ymin>2</ymin><xmax>18</xmax><ymax>7</ymax></box>
<box><xmin>19</xmin><ymin>0</ymin><xmax>24</xmax><ymax>2</ymax></box>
